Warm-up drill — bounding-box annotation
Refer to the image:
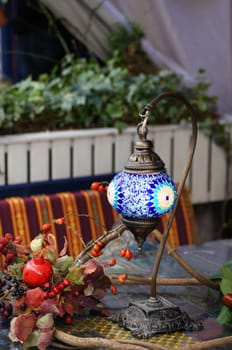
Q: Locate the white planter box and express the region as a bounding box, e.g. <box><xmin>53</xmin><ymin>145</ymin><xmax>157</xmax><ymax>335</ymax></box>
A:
<box><xmin>0</xmin><ymin>124</ymin><xmax>231</xmax><ymax>204</ymax></box>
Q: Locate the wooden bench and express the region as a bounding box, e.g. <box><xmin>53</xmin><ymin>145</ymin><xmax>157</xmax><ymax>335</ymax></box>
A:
<box><xmin>0</xmin><ymin>186</ymin><xmax>199</xmax><ymax>257</ymax></box>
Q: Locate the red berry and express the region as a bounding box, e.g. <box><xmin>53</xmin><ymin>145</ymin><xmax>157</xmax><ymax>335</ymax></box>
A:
<box><xmin>53</xmin><ymin>287</ymin><xmax>59</xmax><ymax>295</ymax></box>
<box><xmin>222</xmin><ymin>293</ymin><xmax>232</xmax><ymax>308</ymax></box>
<box><xmin>118</xmin><ymin>274</ymin><xmax>127</xmax><ymax>284</ymax></box>
<box><xmin>14</xmin><ymin>235</ymin><xmax>22</xmax><ymax>243</ymax></box>
<box><xmin>111</xmin><ymin>286</ymin><xmax>117</xmax><ymax>294</ymax></box>
<box><xmin>42</xmin><ymin>223</ymin><xmax>51</xmax><ymax>232</ymax></box>
<box><xmin>6</xmin><ymin>252</ymin><xmax>14</xmax><ymax>260</ymax></box>
<box><xmin>49</xmin><ymin>291</ymin><xmax>55</xmax><ymax>298</ymax></box>
<box><xmin>56</xmin><ymin>284</ymin><xmax>63</xmax><ymax>291</ymax></box>
<box><xmin>43</xmin><ymin>292</ymin><xmax>49</xmax><ymax>299</ymax></box>
<box><xmin>90</xmin><ymin>182</ymin><xmax>100</xmax><ymax>191</ymax></box>
<box><xmin>63</xmin><ymin>279</ymin><xmax>70</xmax><ymax>287</ymax></box>
<box><xmin>0</xmin><ymin>237</ymin><xmax>8</xmax><ymax>245</ymax></box>
<box><xmin>120</xmin><ymin>248</ymin><xmax>126</xmax><ymax>257</ymax></box>
<box><xmin>91</xmin><ymin>248</ymin><xmax>103</xmax><ymax>257</ymax></box>
<box><xmin>125</xmin><ymin>249</ymin><xmax>133</xmax><ymax>260</ymax></box>
<box><xmin>65</xmin><ymin>315</ymin><xmax>73</xmax><ymax>325</ymax></box>
<box><xmin>55</xmin><ymin>217</ymin><xmax>65</xmax><ymax>225</ymax></box>
<box><xmin>98</xmin><ymin>185</ymin><xmax>104</xmax><ymax>192</ymax></box>
<box><xmin>109</xmin><ymin>258</ymin><xmax>117</xmax><ymax>266</ymax></box>
<box><xmin>91</xmin><ymin>249</ymin><xmax>100</xmax><ymax>257</ymax></box>
<box><xmin>44</xmin><ymin>282</ymin><xmax>50</xmax><ymax>289</ymax></box>
<box><xmin>93</xmin><ymin>244</ymin><xmax>101</xmax><ymax>252</ymax></box>
<box><xmin>97</xmin><ymin>241</ymin><xmax>105</xmax><ymax>248</ymax></box>
<box><xmin>4</xmin><ymin>233</ymin><xmax>13</xmax><ymax>241</ymax></box>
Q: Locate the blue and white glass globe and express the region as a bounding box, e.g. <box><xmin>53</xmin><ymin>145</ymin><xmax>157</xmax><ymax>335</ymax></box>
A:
<box><xmin>107</xmin><ymin>171</ymin><xmax>177</xmax><ymax>219</ymax></box>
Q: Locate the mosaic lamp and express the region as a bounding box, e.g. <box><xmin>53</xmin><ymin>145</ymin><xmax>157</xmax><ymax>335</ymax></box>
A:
<box><xmin>107</xmin><ymin>92</ymin><xmax>202</xmax><ymax>337</ymax></box>
<box><xmin>107</xmin><ymin>98</ymin><xmax>177</xmax><ymax>250</ymax></box>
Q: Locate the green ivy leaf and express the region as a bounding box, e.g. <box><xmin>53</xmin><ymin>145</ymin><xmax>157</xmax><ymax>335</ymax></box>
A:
<box><xmin>220</xmin><ymin>278</ymin><xmax>232</xmax><ymax>294</ymax></box>
<box><xmin>221</xmin><ymin>265</ymin><xmax>232</xmax><ymax>280</ymax></box>
<box><xmin>217</xmin><ymin>305</ymin><xmax>232</xmax><ymax>325</ymax></box>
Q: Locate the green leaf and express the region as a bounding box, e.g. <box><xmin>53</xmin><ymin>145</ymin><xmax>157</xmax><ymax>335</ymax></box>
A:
<box><xmin>106</xmin><ymin>103</ymin><xmax>122</xmax><ymax>119</ymax></box>
<box><xmin>66</xmin><ymin>266</ymin><xmax>84</xmax><ymax>285</ymax></box>
<box><xmin>56</xmin><ymin>255</ymin><xmax>74</xmax><ymax>274</ymax></box>
<box><xmin>220</xmin><ymin>278</ymin><xmax>232</xmax><ymax>294</ymax></box>
<box><xmin>221</xmin><ymin>265</ymin><xmax>232</xmax><ymax>280</ymax></box>
<box><xmin>217</xmin><ymin>305</ymin><xmax>232</xmax><ymax>324</ymax></box>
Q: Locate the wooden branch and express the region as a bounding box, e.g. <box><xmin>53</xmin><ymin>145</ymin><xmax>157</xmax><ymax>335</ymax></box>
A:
<box><xmin>54</xmin><ymin>329</ymin><xmax>167</xmax><ymax>350</ymax></box>
<box><xmin>152</xmin><ymin>230</ymin><xmax>219</xmax><ymax>290</ymax></box>
<box><xmin>73</xmin><ymin>223</ymin><xmax>126</xmax><ymax>266</ymax></box>
<box><xmin>109</xmin><ymin>274</ymin><xmax>203</xmax><ymax>286</ymax></box>
<box><xmin>177</xmin><ymin>335</ymin><xmax>232</xmax><ymax>350</ymax></box>
<box><xmin>54</xmin><ymin>329</ymin><xmax>232</xmax><ymax>350</ymax></box>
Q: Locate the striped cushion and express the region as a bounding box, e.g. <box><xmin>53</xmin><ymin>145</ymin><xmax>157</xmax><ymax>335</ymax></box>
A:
<box><xmin>0</xmin><ymin>191</ymin><xmax>118</xmax><ymax>257</ymax></box>
<box><xmin>0</xmin><ymin>186</ymin><xmax>199</xmax><ymax>258</ymax></box>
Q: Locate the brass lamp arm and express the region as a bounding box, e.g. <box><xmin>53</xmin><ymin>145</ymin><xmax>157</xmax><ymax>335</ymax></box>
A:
<box><xmin>140</xmin><ymin>92</ymin><xmax>198</xmax><ymax>297</ymax></box>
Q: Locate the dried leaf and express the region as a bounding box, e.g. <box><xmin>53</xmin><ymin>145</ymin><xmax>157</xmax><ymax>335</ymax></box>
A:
<box><xmin>84</xmin><ymin>283</ymin><xmax>94</xmax><ymax>296</ymax></box>
<box><xmin>11</xmin><ymin>314</ymin><xmax>37</xmax><ymax>342</ymax></box>
<box><xmin>25</xmin><ymin>287</ymin><xmax>44</xmax><ymax>310</ymax></box>
<box><xmin>59</xmin><ymin>236</ymin><xmax>68</xmax><ymax>256</ymax></box>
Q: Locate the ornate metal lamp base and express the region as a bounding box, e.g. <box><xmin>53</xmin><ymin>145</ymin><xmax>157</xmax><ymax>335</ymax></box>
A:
<box><xmin>109</xmin><ymin>296</ymin><xmax>203</xmax><ymax>339</ymax></box>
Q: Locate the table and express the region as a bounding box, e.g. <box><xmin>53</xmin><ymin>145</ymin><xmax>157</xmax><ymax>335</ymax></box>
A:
<box><xmin>1</xmin><ymin>237</ymin><xmax>232</xmax><ymax>349</ymax></box>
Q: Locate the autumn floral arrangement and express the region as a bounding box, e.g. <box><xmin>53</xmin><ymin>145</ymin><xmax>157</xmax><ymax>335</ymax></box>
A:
<box><xmin>0</xmin><ymin>207</ymin><xmax>132</xmax><ymax>350</ymax></box>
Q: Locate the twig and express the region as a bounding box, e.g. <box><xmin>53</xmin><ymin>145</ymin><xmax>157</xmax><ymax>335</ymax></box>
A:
<box><xmin>109</xmin><ymin>274</ymin><xmax>203</xmax><ymax>286</ymax></box>
<box><xmin>176</xmin><ymin>335</ymin><xmax>232</xmax><ymax>349</ymax></box>
<box><xmin>54</xmin><ymin>329</ymin><xmax>166</xmax><ymax>350</ymax></box>
<box><xmin>153</xmin><ymin>229</ymin><xmax>219</xmax><ymax>290</ymax></box>
<box><xmin>73</xmin><ymin>223</ymin><xmax>126</xmax><ymax>266</ymax></box>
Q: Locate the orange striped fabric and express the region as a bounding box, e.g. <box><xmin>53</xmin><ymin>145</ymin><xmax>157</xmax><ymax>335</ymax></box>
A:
<box><xmin>5</xmin><ymin>197</ymin><xmax>31</xmax><ymax>247</ymax></box>
<box><xmin>56</xmin><ymin>192</ymin><xmax>83</xmax><ymax>257</ymax></box>
<box><xmin>0</xmin><ymin>186</ymin><xmax>199</xmax><ymax>259</ymax></box>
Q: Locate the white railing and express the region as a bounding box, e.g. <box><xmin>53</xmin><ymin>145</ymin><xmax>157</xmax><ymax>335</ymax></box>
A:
<box><xmin>0</xmin><ymin>124</ymin><xmax>231</xmax><ymax>204</ymax></box>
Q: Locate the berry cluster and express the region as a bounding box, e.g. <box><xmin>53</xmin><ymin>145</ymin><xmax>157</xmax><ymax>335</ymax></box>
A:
<box><xmin>90</xmin><ymin>181</ymin><xmax>108</xmax><ymax>192</ymax></box>
<box><xmin>120</xmin><ymin>247</ymin><xmax>133</xmax><ymax>260</ymax></box>
<box><xmin>0</xmin><ymin>233</ymin><xmax>22</xmax><ymax>268</ymax></box>
<box><xmin>41</xmin><ymin>217</ymin><xmax>65</xmax><ymax>234</ymax></box>
<box><xmin>43</xmin><ymin>279</ymin><xmax>70</xmax><ymax>299</ymax></box>
<box><xmin>0</xmin><ymin>273</ymin><xmax>26</xmax><ymax>299</ymax></box>
<box><xmin>0</xmin><ymin>301</ymin><xmax>13</xmax><ymax>320</ymax></box>
<box><xmin>91</xmin><ymin>240</ymin><xmax>105</xmax><ymax>257</ymax></box>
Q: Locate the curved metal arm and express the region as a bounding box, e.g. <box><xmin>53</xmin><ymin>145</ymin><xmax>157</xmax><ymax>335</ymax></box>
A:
<box><xmin>139</xmin><ymin>92</ymin><xmax>198</xmax><ymax>297</ymax></box>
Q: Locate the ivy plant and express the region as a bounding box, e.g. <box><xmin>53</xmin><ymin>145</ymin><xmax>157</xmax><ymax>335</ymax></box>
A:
<box><xmin>0</xmin><ymin>22</ymin><xmax>230</xmax><ymax>151</ymax></box>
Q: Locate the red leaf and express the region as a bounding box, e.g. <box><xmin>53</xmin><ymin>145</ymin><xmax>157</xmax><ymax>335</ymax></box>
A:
<box><xmin>37</xmin><ymin>329</ymin><xmax>54</xmax><ymax>350</ymax></box>
<box><xmin>83</xmin><ymin>259</ymin><xmax>98</xmax><ymax>275</ymax></box>
<box><xmin>25</xmin><ymin>287</ymin><xmax>44</xmax><ymax>310</ymax></box>
<box><xmin>40</xmin><ymin>300</ymin><xmax>59</xmax><ymax>314</ymax></box>
<box><xmin>13</xmin><ymin>314</ymin><xmax>37</xmax><ymax>342</ymax></box>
